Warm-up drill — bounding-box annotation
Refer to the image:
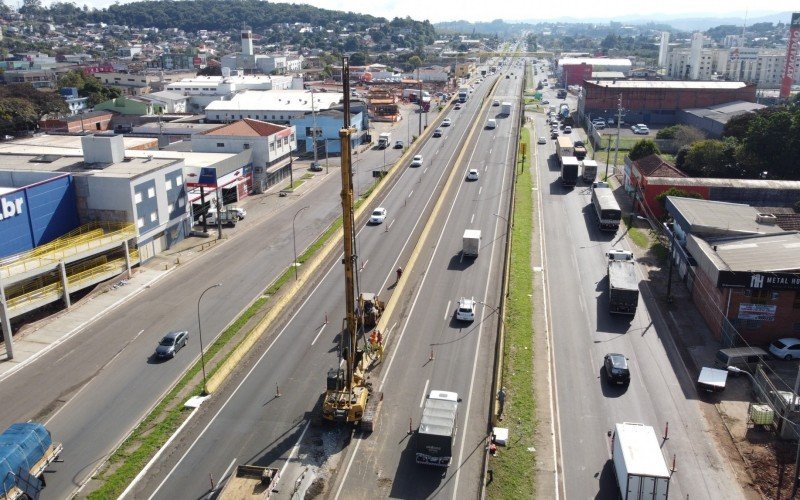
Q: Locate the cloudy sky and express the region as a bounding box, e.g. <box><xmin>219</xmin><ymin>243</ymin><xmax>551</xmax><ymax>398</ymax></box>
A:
<box><xmin>39</xmin><ymin>0</ymin><xmax>798</xmax><ymax>24</ymax></box>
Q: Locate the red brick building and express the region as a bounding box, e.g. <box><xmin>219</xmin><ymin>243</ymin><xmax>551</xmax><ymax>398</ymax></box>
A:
<box><xmin>579</xmin><ymin>81</ymin><xmax>757</xmax><ymax>125</ymax></box>
<box><xmin>39</xmin><ymin>111</ymin><xmax>114</xmax><ymax>133</ymax></box>
<box><xmin>562</xmin><ymin>63</ymin><xmax>593</xmax><ymax>87</ymax></box>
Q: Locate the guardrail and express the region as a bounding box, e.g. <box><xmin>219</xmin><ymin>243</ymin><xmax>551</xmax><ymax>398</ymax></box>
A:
<box><xmin>0</xmin><ymin>222</ymin><xmax>135</xmax><ymax>280</ymax></box>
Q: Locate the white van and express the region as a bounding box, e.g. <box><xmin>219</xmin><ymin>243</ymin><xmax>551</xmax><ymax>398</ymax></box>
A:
<box><xmin>486</xmin><ymin>119</ymin><xmax>497</xmax><ymax>129</ymax></box>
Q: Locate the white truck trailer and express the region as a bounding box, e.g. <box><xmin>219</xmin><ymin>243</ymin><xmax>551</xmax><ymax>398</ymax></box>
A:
<box><xmin>611</xmin><ymin>422</ymin><xmax>671</xmax><ymax>500</ymax></box>
<box><xmin>378</xmin><ymin>132</ymin><xmax>391</xmax><ymax>149</ymax></box>
<box><xmin>462</xmin><ymin>229</ymin><xmax>481</xmax><ymax>257</ymax></box>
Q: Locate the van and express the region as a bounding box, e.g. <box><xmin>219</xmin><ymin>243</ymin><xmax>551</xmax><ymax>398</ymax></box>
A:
<box><xmin>486</xmin><ymin>119</ymin><xmax>497</xmax><ymax>129</ymax></box>
<box><xmin>714</xmin><ymin>347</ymin><xmax>769</xmax><ymax>373</ymax></box>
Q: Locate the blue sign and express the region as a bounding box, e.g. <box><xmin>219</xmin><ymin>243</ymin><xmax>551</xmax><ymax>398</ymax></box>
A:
<box><xmin>197</xmin><ymin>167</ymin><xmax>218</xmax><ymax>188</ymax></box>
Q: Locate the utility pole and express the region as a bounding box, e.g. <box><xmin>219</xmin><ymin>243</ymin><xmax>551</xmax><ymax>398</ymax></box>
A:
<box><xmin>417</xmin><ymin>68</ymin><xmax>423</xmax><ymax>137</ymax></box>
<box><xmin>611</xmin><ymin>94</ymin><xmax>623</xmax><ymax>177</ymax></box>
<box><xmin>311</xmin><ymin>88</ymin><xmax>319</xmax><ymax>172</ymax></box>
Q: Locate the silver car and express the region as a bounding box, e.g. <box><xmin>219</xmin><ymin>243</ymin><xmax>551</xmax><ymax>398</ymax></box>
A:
<box><xmin>156</xmin><ymin>330</ymin><xmax>189</xmax><ymax>359</ymax></box>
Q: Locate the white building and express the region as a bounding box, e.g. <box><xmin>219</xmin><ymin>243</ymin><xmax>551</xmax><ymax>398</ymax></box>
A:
<box><xmin>658</xmin><ymin>32</ymin><xmax>670</xmax><ymax>68</ymax></box>
<box><xmin>165</xmin><ymin>71</ymin><xmax>299</xmax><ymax>113</ymax></box>
<box><xmin>221</xmin><ymin>29</ymin><xmax>304</xmax><ymax>75</ymax></box>
<box><xmin>204</xmin><ymin>89</ymin><xmax>344</xmax><ymax>124</ymax></box>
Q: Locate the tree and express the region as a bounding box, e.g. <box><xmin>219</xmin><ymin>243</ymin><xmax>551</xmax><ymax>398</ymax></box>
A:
<box><xmin>406</xmin><ymin>55</ymin><xmax>422</xmax><ymax>71</ymax></box>
<box><xmin>681</xmin><ymin>139</ymin><xmax>739</xmax><ymax>178</ymax></box>
<box><xmin>655</xmin><ymin>187</ymin><xmax>704</xmax><ymax>211</ymax></box>
<box><xmin>722</xmin><ymin>112</ymin><xmax>754</xmax><ymax>140</ymax></box>
<box><xmin>349</xmin><ymin>52</ymin><xmax>367</xmax><ymax>66</ymax></box>
<box><xmin>629</xmin><ymin>139</ymin><xmax>660</xmax><ymax>161</ymax></box>
<box><xmin>0</xmin><ymin>98</ymin><xmax>39</xmax><ymax>133</ymax></box>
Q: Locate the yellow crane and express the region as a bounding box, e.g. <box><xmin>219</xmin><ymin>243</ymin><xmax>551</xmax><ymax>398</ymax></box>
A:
<box><xmin>321</xmin><ymin>57</ymin><xmax>382</xmax><ymax>431</ymax></box>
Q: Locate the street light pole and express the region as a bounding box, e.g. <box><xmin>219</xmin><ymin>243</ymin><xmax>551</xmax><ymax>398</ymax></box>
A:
<box><xmin>197</xmin><ymin>283</ymin><xmax>221</xmax><ymax>395</ymax></box>
<box><xmin>292</xmin><ymin>206</ymin><xmax>309</xmax><ymax>280</ymax></box>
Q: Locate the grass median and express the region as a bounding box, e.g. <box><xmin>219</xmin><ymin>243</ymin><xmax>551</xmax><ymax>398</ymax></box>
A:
<box><xmin>487</xmin><ymin>127</ymin><xmax>535</xmax><ymax>498</ymax></box>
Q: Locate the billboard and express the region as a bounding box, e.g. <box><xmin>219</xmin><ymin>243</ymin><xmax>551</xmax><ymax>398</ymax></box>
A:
<box><xmin>738</xmin><ymin>303</ymin><xmax>777</xmax><ymax>322</ymax></box>
<box><xmin>185</xmin><ymin>167</ymin><xmax>218</xmax><ymax>188</ymax></box>
<box><xmin>780</xmin><ymin>12</ymin><xmax>800</xmax><ymax>99</ymax></box>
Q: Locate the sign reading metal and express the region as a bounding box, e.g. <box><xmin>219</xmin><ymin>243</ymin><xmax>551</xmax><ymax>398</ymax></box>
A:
<box><xmin>718</xmin><ymin>270</ymin><xmax>800</xmax><ymax>290</ymax></box>
<box><xmin>738</xmin><ymin>303</ymin><xmax>777</xmax><ymax>322</ymax></box>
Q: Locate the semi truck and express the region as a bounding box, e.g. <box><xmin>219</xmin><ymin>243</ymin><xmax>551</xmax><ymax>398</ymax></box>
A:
<box><xmin>462</xmin><ymin>229</ymin><xmax>481</xmax><ymax>257</ymax></box>
<box><xmin>458</xmin><ymin>87</ymin><xmax>469</xmax><ymax>103</ymax></box>
<box><xmin>592</xmin><ymin>185</ymin><xmax>622</xmax><ymax>231</ymax></box>
<box><xmin>556</xmin><ymin>136</ymin><xmax>574</xmax><ymax>162</ymax></box>
<box><xmin>378</xmin><ymin>132</ymin><xmax>391</xmax><ymax>149</ymax></box>
<box><xmin>581</xmin><ymin>159</ymin><xmax>598</xmax><ymax>183</ymax></box>
<box><xmin>611</xmin><ymin>422</ymin><xmax>671</xmax><ymax>499</ymax></box>
<box><xmin>0</xmin><ymin>423</ymin><xmax>62</xmax><ymax>500</ymax></box>
<box><xmin>500</xmin><ymin>102</ymin><xmax>512</xmax><ymax>116</ymax></box>
<box><xmin>560</xmin><ymin>156</ymin><xmax>579</xmax><ymax>187</ymax></box>
<box><xmin>607</xmin><ymin>250</ymin><xmax>639</xmax><ymax>314</ymax></box>
<box><xmin>416</xmin><ymin>390</ymin><xmax>459</xmax><ymax>467</ymax></box>
<box><xmin>217</xmin><ymin>464</ymin><xmax>280</xmax><ymax>499</ymax></box>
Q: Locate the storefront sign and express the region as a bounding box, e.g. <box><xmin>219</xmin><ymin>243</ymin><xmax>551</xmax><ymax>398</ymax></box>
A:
<box><xmin>738</xmin><ymin>303</ymin><xmax>777</xmax><ymax>321</ymax></box>
<box><xmin>0</xmin><ymin>195</ymin><xmax>24</xmax><ymax>221</ymax></box>
<box><xmin>718</xmin><ymin>270</ymin><xmax>800</xmax><ymax>291</ymax></box>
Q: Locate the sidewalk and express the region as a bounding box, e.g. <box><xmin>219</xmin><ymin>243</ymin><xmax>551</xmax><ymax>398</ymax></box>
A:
<box><xmin>0</xmin><ymin>160</ymin><xmax>329</xmax><ymax>382</ymax></box>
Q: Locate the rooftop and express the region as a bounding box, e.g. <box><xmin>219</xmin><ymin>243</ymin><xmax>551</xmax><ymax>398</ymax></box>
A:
<box><xmin>667</xmin><ymin>197</ymin><xmax>786</xmax><ymax>237</ymax></box>
<box><xmin>559</xmin><ymin>58</ymin><xmax>632</xmax><ymax>66</ymax></box>
<box><xmin>586</xmin><ymin>80</ymin><xmax>751</xmax><ymax>90</ymax></box>
<box><xmin>205</xmin><ymin>89</ymin><xmax>343</xmax><ymax>113</ymax></box>
<box><xmin>691</xmin><ymin>232</ymin><xmax>800</xmax><ymax>274</ymax></box>
<box><xmin>201</xmin><ymin>118</ymin><xmax>290</xmax><ymax>137</ymax></box>
<box><xmin>0</xmin><ymin>153</ymin><xmax>178</xmax><ymax>180</ymax></box>
<box><xmin>633</xmin><ymin>154</ymin><xmax>686</xmax><ymax>178</ymax></box>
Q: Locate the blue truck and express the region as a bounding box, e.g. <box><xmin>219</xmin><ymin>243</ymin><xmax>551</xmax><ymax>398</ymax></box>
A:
<box><xmin>0</xmin><ymin>423</ymin><xmax>62</xmax><ymax>500</ymax></box>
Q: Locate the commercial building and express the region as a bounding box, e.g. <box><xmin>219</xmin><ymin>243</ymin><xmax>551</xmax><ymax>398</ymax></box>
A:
<box><xmin>557</xmin><ymin>57</ymin><xmax>632</xmax><ymax>86</ymax></box>
<box><xmin>665</xmin><ymin>196</ymin><xmax>800</xmax><ymax>346</ymax></box>
<box><xmin>678</xmin><ymin>101</ymin><xmax>766</xmax><ymax>137</ymax></box>
<box><xmin>204</xmin><ymin>89</ymin><xmax>344</xmax><ymax>124</ymax></box>
<box><xmin>165</xmin><ymin>71</ymin><xmax>297</xmax><ymax>113</ymax></box>
<box><xmin>220</xmin><ymin>29</ymin><xmax>303</xmax><ymax>75</ymax></box>
<box><xmin>578</xmin><ymin>80</ymin><xmax>757</xmax><ymax>125</ymax></box>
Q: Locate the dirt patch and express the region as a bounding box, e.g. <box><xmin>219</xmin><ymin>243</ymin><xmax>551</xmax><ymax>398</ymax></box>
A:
<box><xmin>741</xmin><ymin>439</ymin><xmax>797</xmax><ymax>499</ymax></box>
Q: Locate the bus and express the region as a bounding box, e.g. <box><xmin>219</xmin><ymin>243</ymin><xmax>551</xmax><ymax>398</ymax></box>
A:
<box><xmin>591</xmin><ymin>186</ymin><xmax>622</xmax><ymax>231</ymax></box>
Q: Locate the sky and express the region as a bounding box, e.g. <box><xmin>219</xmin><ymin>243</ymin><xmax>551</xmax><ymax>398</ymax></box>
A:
<box><xmin>38</xmin><ymin>0</ymin><xmax>798</xmax><ymax>24</ymax></box>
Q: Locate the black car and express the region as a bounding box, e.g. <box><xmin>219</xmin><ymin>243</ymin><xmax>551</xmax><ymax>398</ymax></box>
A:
<box><xmin>603</xmin><ymin>353</ymin><xmax>630</xmax><ymax>384</ymax></box>
<box><xmin>156</xmin><ymin>330</ymin><xmax>189</xmax><ymax>359</ymax></box>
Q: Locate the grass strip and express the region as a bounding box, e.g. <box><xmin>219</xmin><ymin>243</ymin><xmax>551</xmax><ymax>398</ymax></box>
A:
<box><xmin>487</xmin><ymin>127</ymin><xmax>536</xmax><ymax>498</ymax></box>
<box><xmin>621</xmin><ymin>216</ymin><xmax>650</xmax><ymax>249</ymax></box>
<box><xmin>88</xmin><ymin>168</ymin><xmax>392</xmax><ymax>498</ymax></box>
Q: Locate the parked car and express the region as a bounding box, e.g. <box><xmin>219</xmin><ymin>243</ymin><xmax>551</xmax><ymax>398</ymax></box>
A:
<box><xmin>603</xmin><ymin>353</ymin><xmax>630</xmax><ymax>384</ymax></box>
<box><xmin>551</xmin><ymin>131</ymin><xmax>558</xmax><ymax>139</ymax></box>
<box><xmin>410</xmin><ymin>154</ymin><xmax>423</xmax><ymax>167</ymax></box>
<box><xmin>442</xmin><ymin>118</ymin><xmax>452</xmax><ymax>127</ymax></box>
<box><xmin>156</xmin><ymin>331</ymin><xmax>189</xmax><ymax>359</ymax></box>
<box><xmin>492</xmin><ymin>99</ymin><xmax>500</xmax><ymax>106</ymax></box>
<box><xmin>466</xmin><ymin>169</ymin><xmax>479</xmax><ymax>181</ymax></box>
<box><xmin>310</xmin><ymin>161</ymin><xmax>323</xmax><ymax>172</ymax></box>
<box><xmin>769</xmin><ymin>338</ymin><xmax>800</xmax><ymax>360</ymax></box>
<box><xmin>636</xmin><ymin>124</ymin><xmax>650</xmax><ymax>134</ymax></box>
<box><xmin>369</xmin><ymin>207</ymin><xmax>387</xmax><ymax>224</ymax></box>
<box><xmin>455</xmin><ymin>297</ymin><xmax>476</xmax><ymax>322</ymax></box>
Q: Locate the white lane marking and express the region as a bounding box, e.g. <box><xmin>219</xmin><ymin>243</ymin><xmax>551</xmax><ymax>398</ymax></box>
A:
<box><xmin>388</xmin><ymin>219</ymin><xmax>395</xmax><ymax>230</ymax></box>
<box><xmin>407</xmin><ymin>190</ymin><xmax>414</xmax><ymax>198</ymax></box>
<box><xmin>278</xmin><ymin>421</ymin><xmax>310</xmax><ymax>480</ymax></box>
<box><xmin>420</xmin><ymin>379</ymin><xmax>430</xmax><ymax>408</ymax></box>
<box><xmin>209</xmin><ymin>458</ymin><xmax>237</xmax><ymax>498</ymax></box>
<box><xmin>470</xmin><ymin>213</ymin><xmax>475</xmax><ymax>224</ymax></box>
<box><xmin>478</xmin><ymin>186</ymin><xmax>482</xmax><ymax>196</ymax></box>
<box><xmin>423</xmin><ymin>167</ymin><xmax>428</xmax><ymax>174</ymax></box>
<box><xmin>452</xmin><ymin>94</ymin><xmax>514</xmax><ymax>500</ymax></box>
<box><xmin>46</xmin><ymin>329</ymin><xmax>145</xmax><ymax>426</ymax></box>
<box><xmin>147</xmin><ymin>258</ymin><xmax>340</xmax><ymax>499</ymax></box>
<box><xmin>311</xmin><ymin>323</ymin><xmax>327</xmax><ymax>346</ymax></box>
<box><xmin>119</xmin><ymin>406</ymin><xmax>200</xmax><ymax>499</ymax></box>
<box><xmin>335</xmin><ymin>86</ymin><xmax>494</xmax><ymax>500</ymax></box>
<box><xmin>444</xmin><ymin>300</ymin><xmax>451</xmax><ymax>321</ymax></box>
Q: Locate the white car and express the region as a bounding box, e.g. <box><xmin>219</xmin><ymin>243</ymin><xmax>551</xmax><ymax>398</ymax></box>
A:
<box><xmin>456</xmin><ymin>297</ymin><xmax>476</xmax><ymax>322</ymax></box>
<box><xmin>563</xmin><ymin>126</ymin><xmax>572</xmax><ymax>134</ymax></box>
<box><xmin>369</xmin><ymin>207</ymin><xmax>387</xmax><ymax>224</ymax></box>
<box><xmin>441</xmin><ymin>118</ymin><xmax>452</xmax><ymax>127</ymax></box>
<box><xmin>492</xmin><ymin>99</ymin><xmax>500</xmax><ymax>106</ymax></box>
<box><xmin>466</xmin><ymin>169</ymin><xmax>479</xmax><ymax>181</ymax></box>
<box><xmin>537</xmin><ymin>136</ymin><xmax>546</xmax><ymax>144</ymax></box>
<box><xmin>410</xmin><ymin>154</ymin><xmax>423</xmax><ymax>167</ymax></box>
<box><xmin>769</xmin><ymin>338</ymin><xmax>800</xmax><ymax>360</ymax></box>
<box><xmin>486</xmin><ymin>119</ymin><xmax>497</xmax><ymax>129</ymax></box>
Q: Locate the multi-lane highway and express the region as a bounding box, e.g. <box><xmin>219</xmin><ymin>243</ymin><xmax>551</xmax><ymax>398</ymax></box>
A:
<box><xmin>0</xmin><ymin>96</ymin><xmax>419</xmax><ymax>498</ymax></box>
<box><xmin>130</xmin><ymin>62</ymin><xmax>509</xmax><ymax>498</ymax></box>
<box><xmin>532</xmin><ymin>68</ymin><xmax>746</xmax><ymax>498</ymax></box>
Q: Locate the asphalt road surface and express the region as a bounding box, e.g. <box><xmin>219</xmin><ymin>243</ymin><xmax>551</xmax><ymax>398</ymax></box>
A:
<box><xmin>131</xmin><ymin>65</ymin><xmax>503</xmax><ymax>499</ymax></box>
<box><xmin>0</xmin><ymin>99</ymin><xmax>422</xmax><ymax>499</ymax></box>
<box><xmin>533</xmin><ymin>80</ymin><xmax>746</xmax><ymax>499</ymax></box>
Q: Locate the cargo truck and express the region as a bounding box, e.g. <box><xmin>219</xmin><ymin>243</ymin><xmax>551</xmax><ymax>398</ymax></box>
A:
<box><xmin>378</xmin><ymin>132</ymin><xmax>391</xmax><ymax>149</ymax></box>
<box><xmin>416</xmin><ymin>390</ymin><xmax>459</xmax><ymax>467</ymax></box>
<box><xmin>500</xmin><ymin>102</ymin><xmax>512</xmax><ymax>116</ymax></box>
<box><xmin>458</xmin><ymin>87</ymin><xmax>469</xmax><ymax>103</ymax></box>
<box><xmin>607</xmin><ymin>250</ymin><xmax>639</xmax><ymax>314</ymax></box>
<box><xmin>592</xmin><ymin>185</ymin><xmax>621</xmax><ymax>231</ymax></box>
<box><xmin>462</xmin><ymin>229</ymin><xmax>481</xmax><ymax>257</ymax></box>
<box><xmin>573</xmin><ymin>140</ymin><xmax>587</xmax><ymax>161</ymax></box>
<box><xmin>560</xmin><ymin>156</ymin><xmax>579</xmax><ymax>187</ymax></box>
<box><xmin>0</xmin><ymin>423</ymin><xmax>62</xmax><ymax>500</ymax></box>
<box><xmin>217</xmin><ymin>464</ymin><xmax>280</xmax><ymax>499</ymax></box>
<box><xmin>556</xmin><ymin>136</ymin><xmax>573</xmax><ymax>162</ymax></box>
<box><xmin>611</xmin><ymin>422</ymin><xmax>671</xmax><ymax>499</ymax></box>
<box><xmin>581</xmin><ymin>159</ymin><xmax>598</xmax><ymax>183</ymax></box>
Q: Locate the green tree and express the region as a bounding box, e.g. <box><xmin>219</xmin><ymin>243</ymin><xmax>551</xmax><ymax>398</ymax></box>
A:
<box><xmin>681</xmin><ymin>139</ymin><xmax>739</xmax><ymax>178</ymax></box>
<box><xmin>655</xmin><ymin>187</ymin><xmax>704</xmax><ymax>211</ymax></box>
<box><xmin>629</xmin><ymin>139</ymin><xmax>660</xmax><ymax>161</ymax></box>
<box><xmin>349</xmin><ymin>52</ymin><xmax>367</xmax><ymax>66</ymax></box>
<box><xmin>0</xmin><ymin>98</ymin><xmax>39</xmax><ymax>133</ymax></box>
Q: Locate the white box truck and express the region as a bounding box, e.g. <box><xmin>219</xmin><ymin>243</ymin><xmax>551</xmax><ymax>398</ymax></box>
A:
<box><xmin>581</xmin><ymin>159</ymin><xmax>598</xmax><ymax>183</ymax></box>
<box><xmin>416</xmin><ymin>390</ymin><xmax>459</xmax><ymax>467</ymax></box>
<box><xmin>378</xmin><ymin>132</ymin><xmax>391</xmax><ymax>149</ymax></box>
<box><xmin>500</xmin><ymin>102</ymin><xmax>512</xmax><ymax>116</ymax></box>
<box><xmin>462</xmin><ymin>229</ymin><xmax>481</xmax><ymax>257</ymax></box>
<box><xmin>611</xmin><ymin>422</ymin><xmax>671</xmax><ymax>500</ymax></box>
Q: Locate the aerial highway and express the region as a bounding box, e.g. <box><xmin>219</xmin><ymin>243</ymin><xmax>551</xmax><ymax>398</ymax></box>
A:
<box><xmin>129</xmin><ymin>62</ymin><xmax>506</xmax><ymax>499</ymax></box>
<box><xmin>532</xmin><ymin>75</ymin><xmax>747</xmax><ymax>499</ymax></box>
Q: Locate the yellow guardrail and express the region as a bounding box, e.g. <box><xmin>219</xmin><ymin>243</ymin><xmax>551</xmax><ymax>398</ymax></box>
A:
<box><xmin>0</xmin><ymin>222</ymin><xmax>135</xmax><ymax>280</ymax></box>
<box><xmin>7</xmin><ymin>282</ymin><xmax>61</xmax><ymax>310</ymax></box>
